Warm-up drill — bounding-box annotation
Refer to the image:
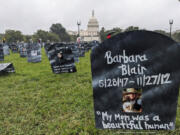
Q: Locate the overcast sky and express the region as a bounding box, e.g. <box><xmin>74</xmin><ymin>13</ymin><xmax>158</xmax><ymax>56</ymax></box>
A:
<box><xmin>0</xmin><ymin>0</ymin><xmax>179</xmax><ymax>35</ymax></box>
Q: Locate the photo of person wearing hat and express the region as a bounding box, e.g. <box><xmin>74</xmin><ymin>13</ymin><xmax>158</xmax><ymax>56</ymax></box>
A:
<box><xmin>122</xmin><ymin>88</ymin><xmax>142</xmax><ymax>113</ymax></box>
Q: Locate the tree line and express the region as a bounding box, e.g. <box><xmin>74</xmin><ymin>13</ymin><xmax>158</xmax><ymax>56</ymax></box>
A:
<box><xmin>0</xmin><ymin>24</ymin><xmax>180</xmax><ymax>43</ymax></box>
<box><xmin>0</xmin><ymin>23</ymin><xmax>77</xmax><ymax>43</ymax></box>
<box><xmin>100</xmin><ymin>26</ymin><xmax>180</xmax><ymax>42</ymax></box>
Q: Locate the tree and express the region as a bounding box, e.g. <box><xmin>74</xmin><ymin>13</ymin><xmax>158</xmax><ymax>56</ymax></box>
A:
<box><xmin>100</xmin><ymin>27</ymin><xmax>123</xmax><ymax>42</ymax></box>
<box><xmin>108</xmin><ymin>27</ymin><xmax>123</xmax><ymax>37</ymax></box>
<box><xmin>112</xmin><ymin>27</ymin><xmax>123</xmax><ymax>34</ymax></box>
<box><xmin>173</xmin><ymin>32</ymin><xmax>180</xmax><ymax>42</ymax></box>
<box><xmin>69</xmin><ymin>35</ymin><xmax>77</xmax><ymax>42</ymax></box>
<box><xmin>33</xmin><ymin>30</ymin><xmax>48</xmax><ymax>42</ymax></box>
<box><xmin>100</xmin><ymin>27</ymin><xmax>106</xmax><ymax>42</ymax></box>
<box><xmin>47</xmin><ymin>32</ymin><xmax>60</xmax><ymax>42</ymax></box>
<box><xmin>5</xmin><ymin>30</ymin><xmax>24</xmax><ymax>43</ymax></box>
<box><xmin>0</xmin><ymin>34</ymin><xmax>4</xmax><ymax>42</ymax></box>
<box><xmin>124</xmin><ymin>26</ymin><xmax>139</xmax><ymax>32</ymax></box>
<box><xmin>50</xmin><ymin>23</ymin><xmax>71</xmax><ymax>42</ymax></box>
<box><xmin>154</xmin><ymin>30</ymin><xmax>169</xmax><ymax>36</ymax></box>
<box><xmin>33</xmin><ymin>30</ymin><xmax>60</xmax><ymax>42</ymax></box>
<box><xmin>24</xmin><ymin>35</ymin><xmax>32</xmax><ymax>43</ymax></box>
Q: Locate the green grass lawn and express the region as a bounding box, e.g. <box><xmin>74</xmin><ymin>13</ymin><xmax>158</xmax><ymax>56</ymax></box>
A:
<box><xmin>0</xmin><ymin>49</ymin><xmax>179</xmax><ymax>135</ymax></box>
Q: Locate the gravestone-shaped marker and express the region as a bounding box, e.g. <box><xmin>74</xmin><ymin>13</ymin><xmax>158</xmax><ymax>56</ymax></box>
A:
<box><xmin>83</xmin><ymin>42</ymin><xmax>90</xmax><ymax>52</ymax></box>
<box><xmin>91</xmin><ymin>30</ymin><xmax>180</xmax><ymax>130</ymax></box>
<box><xmin>0</xmin><ymin>63</ymin><xmax>15</xmax><ymax>74</ymax></box>
<box><xmin>69</xmin><ymin>44</ymin><xmax>79</xmax><ymax>63</ymax></box>
<box><xmin>89</xmin><ymin>40</ymin><xmax>99</xmax><ymax>49</ymax></box>
<box><xmin>26</xmin><ymin>43</ymin><xmax>41</xmax><ymax>63</ymax></box>
<box><xmin>47</xmin><ymin>43</ymin><xmax>76</xmax><ymax>74</ymax></box>
<box><xmin>0</xmin><ymin>44</ymin><xmax>4</xmax><ymax>61</ymax></box>
<box><xmin>78</xmin><ymin>44</ymin><xmax>85</xmax><ymax>57</ymax></box>
<box><xmin>3</xmin><ymin>44</ymin><xmax>10</xmax><ymax>55</ymax></box>
<box><xmin>44</xmin><ymin>43</ymin><xmax>52</xmax><ymax>57</ymax></box>
<box><xmin>19</xmin><ymin>43</ymin><xmax>27</xmax><ymax>57</ymax></box>
<box><xmin>11</xmin><ymin>44</ymin><xmax>19</xmax><ymax>53</ymax></box>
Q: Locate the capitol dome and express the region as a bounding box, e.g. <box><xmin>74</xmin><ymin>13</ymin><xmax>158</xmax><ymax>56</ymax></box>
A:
<box><xmin>87</xmin><ymin>10</ymin><xmax>99</xmax><ymax>32</ymax></box>
<box><xmin>78</xmin><ymin>10</ymin><xmax>100</xmax><ymax>42</ymax></box>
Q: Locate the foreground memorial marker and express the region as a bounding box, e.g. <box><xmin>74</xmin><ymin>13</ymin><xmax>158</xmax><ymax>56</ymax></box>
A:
<box><xmin>0</xmin><ymin>63</ymin><xmax>15</xmax><ymax>74</ymax></box>
<box><xmin>47</xmin><ymin>43</ymin><xmax>77</xmax><ymax>74</ymax></box>
<box><xmin>27</xmin><ymin>43</ymin><xmax>41</xmax><ymax>63</ymax></box>
<box><xmin>91</xmin><ymin>30</ymin><xmax>180</xmax><ymax>130</ymax></box>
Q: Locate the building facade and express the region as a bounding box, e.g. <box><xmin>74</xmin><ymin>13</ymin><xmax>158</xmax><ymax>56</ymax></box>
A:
<box><xmin>68</xmin><ymin>10</ymin><xmax>100</xmax><ymax>42</ymax></box>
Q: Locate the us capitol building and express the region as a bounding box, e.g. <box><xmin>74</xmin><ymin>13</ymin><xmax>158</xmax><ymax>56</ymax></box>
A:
<box><xmin>68</xmin><ymin>10</ymin><xmax>100</xmax><ymax>42</ymax></box>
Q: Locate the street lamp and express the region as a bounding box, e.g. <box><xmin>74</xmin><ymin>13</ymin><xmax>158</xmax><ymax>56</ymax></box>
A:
<box><xmin>77</xmin><ymin>21</ymin><xmax>81</xmax><ymax>37</ymax></box>
<box><xmin>169</xmin><ymin>19</ymin><xmax>173</xmax><ymax>38</ymax></box>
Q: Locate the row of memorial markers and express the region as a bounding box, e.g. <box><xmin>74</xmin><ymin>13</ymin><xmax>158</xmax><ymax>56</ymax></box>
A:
<box><xmin>0</xmin><ymin>30</ymin><xmax>180</xmax><ymax>131</ymax></box>
<box><xmin>0</xmin><ymin>41</ymin><xmax>99</xmax><ymax>73</ymax></box>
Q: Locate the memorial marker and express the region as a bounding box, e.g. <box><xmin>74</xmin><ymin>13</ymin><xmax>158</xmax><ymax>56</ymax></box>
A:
<box><xmin>26</xmin><ymin>43</ymin><xmax>41</xmax><ymax>63</ymax></box>
<box><xmin>0</xmin><ymin>63</ymin><xmax>15</xmax><ymax>74</ymax></box>
<box><xmin>3</xmin><ymin>44</ymin><xmax>10</xmax><ymax>55</ymax></box>
<box><xmin>91</xmin><ymin>30</ymin><xmax>180</xmax><ymax>130</ymax></box>
<box><xmin>0</xmin><ymin>44</ymin><xmax>4</xmax><ymax>61</ymax></box>
<box><xmin>19</xmin><ymin>43</ymin><xmax>27</xmax><ymax>57</ymax></box>
<box><xmin>11</xmin><ymin>44</ymin><xmax>19</xmax><ymax>53</ymax></box>
<box><xmin>69</xmin><ymin>43</ymin><xmax>79</xmax><ymax>63</ymax></box>
<box><xmin>47</xmin><ymin>43</ymin><xmax>77</xmax><ymax>74</ymax></box>
<box><xmin>78</xmin><ymin>44</ymin><xmax>85</xmax><ymax>57</ymax></box>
